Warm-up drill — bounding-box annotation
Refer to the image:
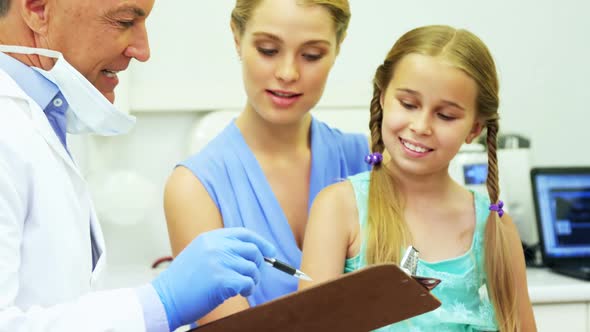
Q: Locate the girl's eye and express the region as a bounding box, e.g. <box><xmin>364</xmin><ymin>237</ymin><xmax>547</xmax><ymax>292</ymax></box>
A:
<box><xmin>257</xmin><ymin>47</ymin><xmax>278</xmax><ymax>56</ymax></box>
<box><xmin>400</xmin><ymin>100</ymin><xmax>417</xmax><ymax>110</ymax></box>
<box><xmin>303</xmin><ymin>53</ymin><xmax>322</xmax><ymax>61</ymax></box>
<box><xmin>437</xmin><ymin>113</ymin><xmax>456</xmax><ymax>121</ymax></box>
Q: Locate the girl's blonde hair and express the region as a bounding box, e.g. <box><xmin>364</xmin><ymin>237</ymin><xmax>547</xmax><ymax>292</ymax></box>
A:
<box><xmin>231</xmin><ymin>0</ymin><xmax>350</xmax><ymax>44</ymax></box>
<box><xmin>367</xmin><ymin>25</ymin><xmax>518</xmax><ymax>331</ymax></box>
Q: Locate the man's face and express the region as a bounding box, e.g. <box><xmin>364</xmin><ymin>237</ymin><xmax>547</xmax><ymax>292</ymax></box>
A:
<box><xmin>44</xmin><ymin>0</ymin><xmax>154</xmax><ymax>102</ymax></box>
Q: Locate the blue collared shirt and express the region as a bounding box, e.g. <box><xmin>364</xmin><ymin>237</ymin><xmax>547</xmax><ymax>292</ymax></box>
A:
<box><xmin>0</xmin><ymin>51</ymin><xmax>169</xmax><ymax>332</ymax></box>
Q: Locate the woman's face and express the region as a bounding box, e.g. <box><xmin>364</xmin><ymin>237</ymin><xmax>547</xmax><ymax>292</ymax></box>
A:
<box><xmin>233</xmin><ymin>0</ymin><xmax>339</xmax><ymax>125</ymax></box>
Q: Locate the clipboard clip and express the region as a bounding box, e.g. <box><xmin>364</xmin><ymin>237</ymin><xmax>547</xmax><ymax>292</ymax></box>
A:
<box><xmin>400</xmin><ymin>246</ymin><xmax>441</xmax><ymax>291</ymax></box>
<box><xmin>411</xmin><ymin>275</ymin><xmax>442</xmax><ymax>291</ymax></box>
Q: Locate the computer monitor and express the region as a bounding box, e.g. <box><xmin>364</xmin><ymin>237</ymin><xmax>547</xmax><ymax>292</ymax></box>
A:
<box><xmin>462</xmin><ymin>163</ymin><xmax>488</xmax><ymax>185</ymax></box>
<box><xmin>531</xmin><ymin>167</ymin><xmax>590</xmax><ymax>266</ymax></box>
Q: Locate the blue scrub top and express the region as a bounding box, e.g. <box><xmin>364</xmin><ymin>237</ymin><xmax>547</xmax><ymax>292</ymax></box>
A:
<box><xmin>180</xmin><ymin>117</ymin><xmax>370</xmax><ymax>306</ymax></box>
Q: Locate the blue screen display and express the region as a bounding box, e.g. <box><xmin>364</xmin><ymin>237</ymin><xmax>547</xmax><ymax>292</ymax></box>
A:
<box><xmin>463</xmin><ymin>164</ymin><xmax>488</xmax><ymax>185</ymax></box>
<box><xmin>534</xmin><ymin>173</ymin><xmax>590</xmax><ymax>258</ymax></box>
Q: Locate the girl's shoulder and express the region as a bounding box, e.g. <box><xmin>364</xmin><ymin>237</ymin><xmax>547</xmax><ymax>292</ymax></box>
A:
<box><xmin>348</xmin><ymin>170</ymin><xmax>371</xmax><ymax>182</ymax></box>
<box><xmin>312</xmin><ymin>180</ymin><xmax>360</xmax><ymax>233</ymax></box>
<box><xmin>347</xmin><ymin>171</ymin><xmax>372</xmax><ymax>199</ymax></box>
<box><xmin>316</xmin><ymin>179</ymin><xmax>358</xmax><ymax>206</ymax></box>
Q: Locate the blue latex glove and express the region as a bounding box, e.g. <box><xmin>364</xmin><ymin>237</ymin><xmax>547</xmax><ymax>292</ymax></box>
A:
<box><xmin>152</xmin><ymin>227</ymin><xmax>276</xmax><ymax>331</ymax></box>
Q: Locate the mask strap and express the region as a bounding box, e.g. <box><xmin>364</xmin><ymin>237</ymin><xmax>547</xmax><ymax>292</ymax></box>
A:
<box><xmin>0</xmin><ymin>45</ymin><xmax>61</xmax><ymax>59</ymax></box>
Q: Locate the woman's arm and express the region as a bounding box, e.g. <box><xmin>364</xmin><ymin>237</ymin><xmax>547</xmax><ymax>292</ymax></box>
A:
<box><xmin>164</xmin><ymin>166</ymin><xmax>250</xmax><ymax>324</ymax></box>
<box><xmin>299</xmin><ymin>181</ymin><xmax>359</xmax><ymax>290</ymax></box>
<box><xmin>503</xmin><ymin>213</ymin><xmax>537</xmax><ymax>331</ymax></box>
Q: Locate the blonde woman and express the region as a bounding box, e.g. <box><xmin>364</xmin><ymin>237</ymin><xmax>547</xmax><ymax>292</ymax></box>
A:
<box><xmin>300</xmin><ymin>25</ymin><xmax>536</xmax><ymax>331</ymax></box>
<box><xmin>164</xmin><ymin>0</ymin><xmax>369</xmax><ymax>325</ymax></box>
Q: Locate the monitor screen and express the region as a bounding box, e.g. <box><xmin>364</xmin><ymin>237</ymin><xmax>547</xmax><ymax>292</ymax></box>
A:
<box><xmin>463</xmin><ymin>163</ymin><xmax>488</xmax><ymax>185</ymax></box>
<box><xmin>533</xmin><ymin>171</ymin><xmax>590</xmax><ymax>258</ymax></box>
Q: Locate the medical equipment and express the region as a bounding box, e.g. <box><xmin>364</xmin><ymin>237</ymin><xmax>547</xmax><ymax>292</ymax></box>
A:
<box><xmin>449</xmin><ymin>135</ymin><xmax>538</xmax><ymax>246</ymax></box>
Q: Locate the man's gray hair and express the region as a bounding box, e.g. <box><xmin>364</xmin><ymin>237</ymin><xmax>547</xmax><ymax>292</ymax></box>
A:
<box><xmin>0</xmin><ymin>0</ymin><xmax>10</xmax><ymax>17</ymax></box>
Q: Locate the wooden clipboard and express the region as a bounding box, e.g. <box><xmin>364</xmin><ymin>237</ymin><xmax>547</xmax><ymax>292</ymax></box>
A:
<box><xmin>191</xmin><ymin>264</ymin><xmax>441</xmax><ymax>332</ymax></box>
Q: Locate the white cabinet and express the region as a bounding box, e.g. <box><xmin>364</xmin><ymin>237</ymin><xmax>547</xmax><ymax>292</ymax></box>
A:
<box><xmin>127</xmin><ymin>1</ymin><xmax>378</xmax><ymax>112</ymax></box>
<box><xmin>128</xmin><ymin>0</ymin><xmax>379</xmax><ymax>112</ymax></box>
<box><xmin>528</xmin><ymin>268</ymin><xmax>590</xmax><ymax>332</ymax></box>
<box><xmin>533</xmin><ymin>303</ymin><xmax>587</xmax><ymax>332</ymax></box>
<box><xmin>129</xmin><ymin>1</ymin><xmax>488</xmax><ymax>111</ymax></box>
<box><xmin>127</xmin><ymin>1</ymin><xmax>590</xmax><ymax>118</ymax></box>
<box><xmin>130</xmin><ymin>1</ymin><xmax>244</xmax><ymax>111</ymax></box>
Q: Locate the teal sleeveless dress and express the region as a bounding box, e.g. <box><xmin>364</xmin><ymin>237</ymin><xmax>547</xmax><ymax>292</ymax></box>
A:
<box><xmin>344</xmin><ymin>172</ymin><xmax>499</xmax><ymax>331</ymax></box>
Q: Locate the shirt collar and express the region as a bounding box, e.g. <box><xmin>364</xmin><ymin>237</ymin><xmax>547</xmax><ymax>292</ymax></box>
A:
<box><xmin>0</xmin><ymin>51</ymin><xmax>59</xmax><ymax>110</ymax></box>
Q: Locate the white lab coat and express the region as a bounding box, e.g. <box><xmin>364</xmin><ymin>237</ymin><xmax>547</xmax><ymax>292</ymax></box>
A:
<box><xmin>0</xmin><ymin>69</ymin><xmax>148</xmax><ymax>332</ymax></box>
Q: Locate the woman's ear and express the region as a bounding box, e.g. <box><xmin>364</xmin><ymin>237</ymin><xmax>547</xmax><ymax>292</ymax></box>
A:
<box><xmin>21</xmin><ymin>0</ymin><xmax>50</xmax><ymax>35</ymax></box>
<box><xmin>230</xmin><ymin>21</ymin><xmax>242</xmax><ymax>58</ymax></box>
<box><xmin>465</xmin><ymin>120</ymin><xmax>484</xmax><ymax>143</ymax></box>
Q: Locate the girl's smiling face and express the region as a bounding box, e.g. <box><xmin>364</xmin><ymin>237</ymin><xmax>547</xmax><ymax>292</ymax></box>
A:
<box><xmin>380</xmin><ymin>53</ymin><xmax>483</xmax><ymax>177</ymax></box>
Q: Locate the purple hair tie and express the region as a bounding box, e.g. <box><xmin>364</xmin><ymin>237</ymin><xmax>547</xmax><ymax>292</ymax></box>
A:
<box><xmin>364</xmin><ymin>152</ymin><xmax>383</xmax><ymax>166</ymax></box>
<box><xmin>489</xmin><ymin>200</ymin><xmax>504</xmax><ymax>218</ymax></box>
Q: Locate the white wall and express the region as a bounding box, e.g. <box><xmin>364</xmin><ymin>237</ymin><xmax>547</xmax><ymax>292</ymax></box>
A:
<box><xmin>129</xmin><ymin>0</ymin><xmax>590</xmax><ymax>166</ymax></box>
<box><xmin>334</xmin><ymin>1</ymin><xmax>590</xmax><ymax>167</ymax></box>
<box><xmin>77</xmin><ymin>1</ymin><xmax>590</xmax><ymax>270</ymax></box>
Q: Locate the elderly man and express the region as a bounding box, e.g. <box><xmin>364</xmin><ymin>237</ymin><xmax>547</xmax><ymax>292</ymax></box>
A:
<box><xmin>0</xmin><ymin>1</ymin><xmax>275</xmax><ymax>331</ymax></box>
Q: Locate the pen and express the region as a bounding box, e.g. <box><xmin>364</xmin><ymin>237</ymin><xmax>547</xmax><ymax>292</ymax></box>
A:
<box><xmin>264</xmin><ymin>257</ymin><xmax>312</xmax><ymax>281</ymax></box>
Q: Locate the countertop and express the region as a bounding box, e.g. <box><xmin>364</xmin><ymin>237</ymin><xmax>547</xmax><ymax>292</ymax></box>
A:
<box><xmin>527</xmin><ymin>267</ymin><xmax>590</xmax><ymax>304</ymax></box>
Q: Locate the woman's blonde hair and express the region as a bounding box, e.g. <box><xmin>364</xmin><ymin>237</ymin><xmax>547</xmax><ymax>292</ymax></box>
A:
<box><xmin>231</xmin><ymin>0</ymin><xmax>350</xmax><ymax>44</ymax></box>
<box><xmin>366</xmin><ymin>25</ymin><xmax>518</xmax><ymax>331</ymax></box>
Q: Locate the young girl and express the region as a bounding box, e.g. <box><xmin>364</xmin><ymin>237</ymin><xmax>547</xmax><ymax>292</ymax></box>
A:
<box><xmin>299</xmin><ymin>25</ymin><xmax>536</xmax><ymax>331</ymax></box>
<box><xmin>164</xmin><ymin>0</ymin><xmax>369</xmax><ymax>325</ymax></box>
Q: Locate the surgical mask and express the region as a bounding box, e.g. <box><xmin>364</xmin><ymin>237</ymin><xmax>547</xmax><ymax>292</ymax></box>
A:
<box><xmin>0</xmin><ymin>45</ymin><xmax>135</xmax><ymax>135</ymax></box>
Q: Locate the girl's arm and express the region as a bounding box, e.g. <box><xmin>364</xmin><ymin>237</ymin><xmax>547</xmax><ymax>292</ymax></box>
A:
<box><xmin>503</xmin><ymin>213</ymin><xmax>538</xmax><ymax>331</ymax></box>
<box><xmin>164</xmin><ymin>166</ymin><xmax>250</xmax><ymax>324</ymax></box>
<box><xmin>299</xmin><ymin>181</ymin><xmax>359</xmax><ymax>289</ymax></box>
